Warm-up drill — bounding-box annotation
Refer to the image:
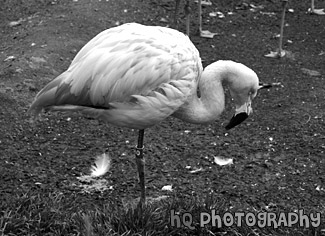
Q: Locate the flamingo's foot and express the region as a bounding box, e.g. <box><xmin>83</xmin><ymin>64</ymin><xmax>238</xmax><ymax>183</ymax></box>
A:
<box><xmin>200</xmin><ymin>30</ymin><xmax>218</xmax><ymax>38</ymax></box>
<box><xmin>308</xmin><ymin>8</ymin><xmax>325</xmax><ymax>15</ymax></box>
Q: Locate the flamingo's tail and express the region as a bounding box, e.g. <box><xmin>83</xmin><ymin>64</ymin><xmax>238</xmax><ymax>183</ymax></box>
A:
<box><xmin>28</xmin><ymin>74</ymin><xmax>66</xmax><ymax>120</ymax></box>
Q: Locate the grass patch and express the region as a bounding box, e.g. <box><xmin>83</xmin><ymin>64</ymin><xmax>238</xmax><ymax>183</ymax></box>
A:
<box><xmin>1</xmin><ymin>191</ymin><xmax>324</xmax><ymax>235</ymax></box>
<box><xmin>0</xmin><ymin>192</ymin><xmax>79</xmax><ymax>235</ymax></box>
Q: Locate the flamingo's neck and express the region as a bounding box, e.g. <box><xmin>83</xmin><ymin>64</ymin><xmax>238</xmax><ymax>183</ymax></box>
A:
<box><xmin>172</xmin><ymin>61</ymin><xmax>234</xmax><ymax>124</ymax></box>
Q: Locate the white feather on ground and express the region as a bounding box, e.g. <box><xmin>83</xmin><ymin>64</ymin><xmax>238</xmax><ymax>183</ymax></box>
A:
<box><xmin>90</xmin><ymin>153</ymin><xmax>111</xmax><ymax>177</ymax></box>
<box><xmin>214</xmin><ymin>156</ymin><xmax>233</xmax><ymax>166</ymax></box>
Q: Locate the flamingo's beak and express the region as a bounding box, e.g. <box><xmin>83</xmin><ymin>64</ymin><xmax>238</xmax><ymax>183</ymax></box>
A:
<box><xmin>258</xmin><ymin>82</ymin><xmax>281</xmax><ymax>90</ymax></box>
<box><xmin>225</xmin><ymin>112</ymin><xmax>248</xmax><ymax>130</ymax></box>
<box><xmin>225</xmin><ymin>99</ymin><xmax>252</xmax><ymax>130</ymax></box>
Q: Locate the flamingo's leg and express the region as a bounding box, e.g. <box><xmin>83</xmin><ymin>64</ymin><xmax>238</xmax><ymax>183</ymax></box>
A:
<box><xmin>198</xmin><ymin>0</ymin><xmax>202</xmax><ymax>35</ymax></box>
<box><xmin>278</xmin><ymin>0</ymin><xmax>288</xmax><ymax>57</ymax></box>
<box><xmin>135</xmin><ymin>129</ymin><xmax>145</xmax><ymax>204</ymax></box>
<box><xmin>184</xmin><ymin>0</ymin><xmax>191</xmax><ymax>36</ymax></box>
<box><xmin>174</xmin><ymin>0</ymin><xmax>181</xmax><ymax>29</ymax></box>
<box><xmin>310</xmin><ymin>0</ymin><xmax>325</xmax><ymax>15</ymax></box>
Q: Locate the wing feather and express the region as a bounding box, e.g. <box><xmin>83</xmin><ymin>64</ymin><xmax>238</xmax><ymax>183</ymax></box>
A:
<box><xmin>29</xmin><ymin>23</ymin><xmax>202</xmax><ymax>125</ymax></box>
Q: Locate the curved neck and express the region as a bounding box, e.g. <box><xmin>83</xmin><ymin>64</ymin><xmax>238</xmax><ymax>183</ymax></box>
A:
<box><xmin>172</xmin><ymin>61</ymin><xmax>234</xmax><ymax>124</ymax></box>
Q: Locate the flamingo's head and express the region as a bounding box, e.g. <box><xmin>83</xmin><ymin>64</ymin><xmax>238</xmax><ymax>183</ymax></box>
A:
<box><xmin>225</xmin><ymin>64</ymin><xmax>269</xmax><ymax>130</ymax></box>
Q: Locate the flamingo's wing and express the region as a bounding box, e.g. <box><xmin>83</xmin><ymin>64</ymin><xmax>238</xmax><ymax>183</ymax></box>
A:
<box><xmin>28</xmin><ymin>24</ymin><xmax>202</xmax><ymax>126</ymax></box>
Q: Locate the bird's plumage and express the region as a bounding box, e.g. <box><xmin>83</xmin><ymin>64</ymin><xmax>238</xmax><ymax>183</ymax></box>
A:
<box><xmin>29</xmin><ymin>23</ymin><xmax>203</xmax><ymax>129</ymax></box>
<box><xmin>29</xmin><ymin>23</ymin><xmax>260</xmax><ymax>130</ymax></box>
<box><xmin>28</xmin><ymin>23</ymin><xmax>265</xmax><ymax>204</ymax></box>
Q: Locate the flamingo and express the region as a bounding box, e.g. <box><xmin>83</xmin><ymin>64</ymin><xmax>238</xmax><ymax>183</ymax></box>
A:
<box><xmin>266</xmin><ymin>0</ymin><xmax>324</xmax><ymax>58</ymax></box>
<box><xmin>174</xmin><ymin>0</ymin><xmax>216</xmax><ymax>37</ymax></box>
<box><xmin>28</xmin><ymin>23</ymin><xmax>273</xmax><ymax>204</ymax></box>
<box><xmin>174</xmin><ymin>0</ymin><xmax>191</xmax><ymax>35</ymax></box>
<box><xmin>309</xmin><ymin>0</ymin><xmax>325</xmax><ymax>15</ymax></box>
<box><xmin>265</xmin><ymin>0</ymin><xmax>289</xmax><ymax>58</ymax></box>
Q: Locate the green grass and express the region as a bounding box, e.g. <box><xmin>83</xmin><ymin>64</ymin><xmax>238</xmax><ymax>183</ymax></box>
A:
<box><xmin>1</xmin><ymin>192</ymin><xmax>324</xmax><ymax>236</ymax></box>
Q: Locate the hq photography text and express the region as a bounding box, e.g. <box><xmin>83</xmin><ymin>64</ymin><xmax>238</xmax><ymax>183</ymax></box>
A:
<box><xmin>170</xmin><ymin>209</ymin><xmax>321</xmax><ymax>229</ymax></box>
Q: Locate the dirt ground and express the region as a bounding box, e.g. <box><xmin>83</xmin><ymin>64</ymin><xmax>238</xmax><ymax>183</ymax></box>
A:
<box><xmin>1</xmin><ymin>0</ymin><xmax>324</xmax><ymax>222</ymax></box>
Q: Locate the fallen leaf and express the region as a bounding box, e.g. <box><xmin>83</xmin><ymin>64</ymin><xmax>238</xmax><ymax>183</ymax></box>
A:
<box><xmin>8</xmin><ymin>19</ymin><xmax>23</xmax><ymax>27</ymax></box>
<box><xmin>260</xmin><ymin>11</ymin><xmax>276</xmax><ymax>17</ymax></box>
<box><xmin>301</xmin><ymin>68</ymin><xmax>321</xmax><ymax>77</ymax></box>
<box><xmin>4</xmin><ymin>56</ymin><xmax>16</xmax><ymax>62</ymax></box>
<box><xmin>161</xmin><ymin>185</ymin><xmax>173</xmax><ymax>191</ymax></box>
<box><xmin>160</xmin><ymin>17</ymin><xmax>168</xmax><ymax>23</ymax></box>
<box><xmin>214</xmin><ymin>156</ymin><xmax>233</xmax><ymax>166</ymax></box>
<box><xmin>250</xmin><ymin>4</ymin><xmax>264</xmax><ymax>9</ymax></box>
<box><xmin>209</xmin><ymin>11</ymin><xmax>225</xmax><ymax>18</ymax></box>
<box><xmin>200</xmin><ymin>30</ymin><xmax>218</xmax><ymax>38</ymax></box>
<box><xmin>189</xmin><ymin>167</ymin><xmax>203</xmax><ymax>173</ymax></box>
<box><xmin>194</xmin><ymin>0</ymin><xmax>212</xmax><ymax>6</ymax></box>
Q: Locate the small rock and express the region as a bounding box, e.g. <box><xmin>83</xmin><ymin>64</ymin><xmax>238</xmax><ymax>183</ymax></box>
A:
<box><xmin>9</xmin><ymin>19</ymin><xmax>23</xmax><ymax>27</ymax></box>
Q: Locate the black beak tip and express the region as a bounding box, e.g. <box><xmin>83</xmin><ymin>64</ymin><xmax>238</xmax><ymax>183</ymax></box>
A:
<box><xmin>225</xmin><ymin>112</ymin><xmax>249</xmax><ymax>130</ymax></box>
<box><xmin>259</xmin><ymin>82</ymin><xmax>272</xmax><ymax>89</ymax></box>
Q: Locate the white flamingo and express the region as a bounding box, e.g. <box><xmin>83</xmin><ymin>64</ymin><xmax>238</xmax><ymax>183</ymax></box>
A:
<box><xmin>28</xmin><ymin>23</ymin><xmax>273</xmax><ymax>204</ymax></box>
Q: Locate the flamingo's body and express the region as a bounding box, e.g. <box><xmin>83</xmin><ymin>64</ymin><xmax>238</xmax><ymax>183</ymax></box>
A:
<box><xmin>29</xmin><ymin>23</ymin><xmax>202</xmax><ymax>129</ymax></box>
<box><xmin>29</xmin><ymin>23</ymin><xmax>266</xmax><ymax>203</ymax></box>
